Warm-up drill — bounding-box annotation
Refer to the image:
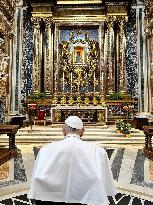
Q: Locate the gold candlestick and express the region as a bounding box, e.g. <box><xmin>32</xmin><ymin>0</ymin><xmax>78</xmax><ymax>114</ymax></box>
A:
<box><xmin>77</xmin><ymin>93</ymin><xmax>81</xmax><ymax>106</ymax></box>
<box><xmin>92</xmin><ymin>72</ymin><xmax>98</xmax><ymax>106</ymax></box>
<box><xmin>68</xmin><ymin>93</ymin><xmax>74</xmax><ymax>105</ymax></box>
<box><xmin>52</xmin><ymin>80</ymin><xmax>58</xmax><ymax>105</ymax></box>
<box><xmin>68</xmin><ymin>72</ymin><xmax>74</xmax><ymax>105</ymax></box>
<box><xmin>84</xmin><ymin>75</ymin><xmax>90</xmax><ymax>106</ymax></box>
<box><xmin>92</xmin><ymin>95</ymin><xmax>98</xmax><ymax>106</ymax></box>
<box><xmin>60</xmin><ymin>92</ymin><xmax>66</xmax><ymax>105</ymax></box>
<box><xmin>99</xmin><ymin>72</ymin><xmax>105</xmax><ymax>105</ymax></box>
<box><xmin>84</xmin><ymin>92</ymin><xmax>90</xmax><ymax>106</ymax></box>
<box><xmin>62</xmin><ymin>71</ymin><xmax>65</xmax><ymax>92</ymax></box>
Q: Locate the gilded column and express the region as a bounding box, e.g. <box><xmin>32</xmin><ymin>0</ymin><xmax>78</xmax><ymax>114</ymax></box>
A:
<box><xmin>106</xmin><ymin>17</ymin><xmax>115</xmax><ymax>94</ymax></box>
<box><xmin>118</xmin><ymin>17</ymin><xmax>127</xmax><ymax>93</ymax></box>
<box><xmin>44</xmin><ymin>17</ymin><xmax>53</xmax><ymax>95</ymax></box>
<box><xmin>31</xmin><ymin>17</ymin><xmax>42</xmax><ymax>93</ymax></box>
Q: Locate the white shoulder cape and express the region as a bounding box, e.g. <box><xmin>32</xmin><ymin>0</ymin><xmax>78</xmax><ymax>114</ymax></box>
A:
<box><xmin>28</xmin><ymin>135</ymin><xmax>116</xmax><ymax>205</ymax></box>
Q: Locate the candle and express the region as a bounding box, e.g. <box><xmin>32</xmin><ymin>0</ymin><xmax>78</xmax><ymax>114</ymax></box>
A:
<box><xmin>102</xmin><ymin>72</ymin><xmax>104</xmax><ymax>80</ymax></box>
<box><xmin>63</xmin><ymin>72</ymin><xmax>64</xmax><ymax>90</ymax></box>
<box><xmin>71</xmin><ymin>72</ymin><xmax>72</xmax><ymax>83</ymax></box>
<box><xmin>94</xmin><ymin>72</ymin><xmax>95</xmax><ymax>81</ymax></box>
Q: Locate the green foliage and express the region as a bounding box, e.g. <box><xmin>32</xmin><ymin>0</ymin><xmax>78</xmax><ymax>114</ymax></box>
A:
<box><xmin>116</xmin><ymin>120</ymin><xmax>131</xmax><ymax>134</ymax></box>
<box><xmin>29</xmin><ymin>92</ymin><xmax>47</xmax><ymax>100</ymax></box>
<box><xmin>107</xmin><ymin>92</ymin><xmax>124</xmax><ymax>100</ymax></box>
<box><xmin>116</xmin><ymin>120</ymin><xmax>124</xmax><ymax>130</ymax></box>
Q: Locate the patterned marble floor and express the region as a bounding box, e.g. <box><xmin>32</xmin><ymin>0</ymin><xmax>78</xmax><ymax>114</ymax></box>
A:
<box><xmin>0</xmin><ymin>144</ymin><xmax>153</xmax><ymax>205</ymax></box>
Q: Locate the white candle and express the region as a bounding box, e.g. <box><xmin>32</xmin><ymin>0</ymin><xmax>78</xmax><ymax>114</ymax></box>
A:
<box><xmin>63</xmin><ymin>72</ymin><xmax>64</xmax><ymax>90</ymax></box>
<box><xmin>102</xmin><ymin>72</ymin><xmax>104</xmax><ymax>80</ymax></box>
<box><xmin>71</xmin><ymin>72</ymin><xmax>72</xmax><ymax>83</ymax></box>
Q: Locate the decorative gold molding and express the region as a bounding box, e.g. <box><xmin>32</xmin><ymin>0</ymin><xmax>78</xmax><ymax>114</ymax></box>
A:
<box><xmin>107</xmin><ymin>5</ymin><xmax>127</xmax><ymax>16</ymax></box>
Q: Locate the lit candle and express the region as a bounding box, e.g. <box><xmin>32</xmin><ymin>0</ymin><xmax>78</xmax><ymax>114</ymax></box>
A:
<box><xmin>71</xmin><ymin>72</ymin><xmax>72</xmax><ymax>83</ymax></box>
<box><xmin>63</xmin><ymin>72</ymin><xmax>64</xmax><ymax>90</ymax></box>
<box><xmin>102</xmin><ymin>72</ymin><xmax>104</xmax><ymax>80</ymax></box>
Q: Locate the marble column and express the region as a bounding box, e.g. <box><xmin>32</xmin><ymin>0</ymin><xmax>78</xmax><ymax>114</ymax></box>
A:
<box><xmin>144</xmin><ymin>27</ymin><xmax>152</xmax><ymax>112</ymax></box>
<box><xmin>99</xmin><ymin>22</ymin><xmax>105</xmax><ymax>96</ymax></box>
<box><xmin>136</xmin><ymin>4</ymin><xmax>146</xmax><ymax>112</ymax></box>
<box><xmin>105</xmin><ymin>17</ymin><xmax>115</xmax><ymax>94</ymax></box>
<box><xmin>44</xmin><ymin>17</ymin><xmax>54</xmax><ymax>94</ymax></box>
<box><xmin>54</xmin><ymin>23</ymin><xmax>60</xmax><ymax>91</ymax></box>
<box><xmin>31</xmin><ymin>17</ymin><xmax>42</xmax><ymax>93</ymax></box>
<box><xmin>118</xmin><ymin>17</ymin><xmax>127</xmax><ymax>93</ymax></box>
<box><xmin>12</xmin><ymin>0</ymin><xmax>24</xmax><ymax>113</ymax></box>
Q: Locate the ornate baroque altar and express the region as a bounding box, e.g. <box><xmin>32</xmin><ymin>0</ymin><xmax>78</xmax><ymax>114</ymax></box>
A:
<box><xmin>22</xmin><ymin>0</ymin><xmax>135</xmax><ymax>124</ymax></box>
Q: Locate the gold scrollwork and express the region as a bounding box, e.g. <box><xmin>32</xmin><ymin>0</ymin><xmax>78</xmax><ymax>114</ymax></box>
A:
<box><xmin>54</xmin><ymin>110</ymin><xmax>61</xmax><ymax>122</ymax></box>
<box><xmin>97</xmin><ymin>110</ymin><xmax>105</xmax><ymax>125</ymax></box>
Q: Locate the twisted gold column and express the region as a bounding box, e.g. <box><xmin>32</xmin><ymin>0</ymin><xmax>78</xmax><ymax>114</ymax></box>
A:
<box><xmin>118</xmin><ymin>17</ymin><xmax>127</xmax><ymax>93</ymax></box>
<box><xmin>31</xmin><ymin>17</ymin><xmax>42</xmax><ymax>93</ymax></box>
<box><xmin>44</xmin><ymin>17</ymin><xmax>53</xmax><ymax>95</ymax></box>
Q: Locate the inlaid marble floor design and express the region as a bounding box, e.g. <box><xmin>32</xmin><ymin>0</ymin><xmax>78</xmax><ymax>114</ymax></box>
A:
<box><xmin>0</xmin><ymin>144</ymin><xmax>153</xmax><ymax>205</ymax></box>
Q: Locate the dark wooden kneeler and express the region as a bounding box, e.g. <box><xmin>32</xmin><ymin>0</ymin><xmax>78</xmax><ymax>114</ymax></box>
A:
<box><xmin>0</xmin><ymin>125</ymin><xmax>19</xmax><ymax>166</ymax></box>
<box><xmin>143</xmin><ymin>126</ymin><xmax>153</xmax><ymax>161</ymax></box>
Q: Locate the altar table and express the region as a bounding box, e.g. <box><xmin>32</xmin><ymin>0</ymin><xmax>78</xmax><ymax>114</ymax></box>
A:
<box><xmin>51</xmin><ymin>105</ymin><xmax>107</xmax><ymax>124</ymax></box>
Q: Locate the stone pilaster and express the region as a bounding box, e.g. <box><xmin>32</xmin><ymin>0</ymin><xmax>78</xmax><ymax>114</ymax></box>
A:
<box><xmin>118</xmin><ymin>17</ymin><xmax>128</xmax><ymax>93</ymax></box>
<box><xmin>31</xmin><ymin>16</ymin><xmax>42</xmax><ymax>93</ymax></box>
<box><xmin>44</xmin><ymin>17</ymin><xmax>54</xmax><ymax>94</ymax></box>
<box><xmin>105</xmin><ymin>17</ymin><xmax>115</xmax><ymax>94</ymax></box>
<box><xmin>12</xmin><ymin>0</ymin><xmax>24</xmax><ymax>113</ymax></box>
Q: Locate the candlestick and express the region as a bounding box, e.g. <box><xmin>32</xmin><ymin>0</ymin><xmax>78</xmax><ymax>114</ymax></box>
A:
<box><xmin>71</xmin><ymin>72</ymin><xmax>72</xmax><ymax>83</ymax></box>
<box><xmin>102</xmin><ymin>72</ymin><xmax>104</xmax><ymax>80</ymax></box>
<box><xmin>63</xmin><ymin>72</ymin><xmax>65</xmax><ymax>91</ymax></box>
<box><xmin>94</xmin><ymin>72</ymin><xmax>95</xmax><ymax>81</ymax></box>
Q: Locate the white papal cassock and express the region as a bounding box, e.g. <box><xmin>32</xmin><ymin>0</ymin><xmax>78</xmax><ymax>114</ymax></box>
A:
<box><xmin>28</xmin><ymin>134</ymin><xmax>116</xmax><ymax>205</ymax></box>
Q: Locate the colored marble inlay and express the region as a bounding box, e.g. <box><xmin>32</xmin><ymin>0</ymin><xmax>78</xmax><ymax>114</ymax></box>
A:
<box><xmin>15</xmin><ymin>9</ymin><xmax>21</xmax><ymax>111</ymax></box>
<box><xmin>0</xmin><ymin>163</ymin><xmax>9</xmax><ymax>180</ymax></box>
<box><xmin>0</xmin><ymin>101</ymin><xmax>5</xmax><ymax>124</ymax></box>
<box><xmin>149</xmin><ymin>160</ymin><xmax>153</xmax><ymax>181</ymax></box>
<box><xmin>22</xmin><ymin>10</ymin><xmax>33</xmax><ymax>99</ymax></box>
<box><xmin>125</xmin><ymin>9</ymin><xmax>138</xmax><ymax>100</ymax></box>
<box><xmin>0</xmin><ymin>145</ymin><xmax>153</xmax><ymax>204</ymax></box>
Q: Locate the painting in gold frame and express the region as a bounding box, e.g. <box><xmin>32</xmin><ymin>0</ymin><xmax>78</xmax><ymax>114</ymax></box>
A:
<box><xmin>73</xmin><ymin>46</ymin><xmax>85</xmax><ymax>64</ymax></box>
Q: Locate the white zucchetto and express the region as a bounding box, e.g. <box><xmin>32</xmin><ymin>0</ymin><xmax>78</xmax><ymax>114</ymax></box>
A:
<box><xmin>65</xmin><ymin>115</ymin><xmax>83</xmax><ymax>129</ymax></box>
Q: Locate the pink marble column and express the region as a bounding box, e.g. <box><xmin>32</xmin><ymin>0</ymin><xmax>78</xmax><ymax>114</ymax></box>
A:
<box><xmin>118</xmin><ymin>17</ymin><xmax>127</xmax><ymax>93</ymax></box>
<box><xmin>106</xmin><ymin>17</ymin><xmax>115</xmax><ymax>94</ymax></box>
<box><xmin>31</xmin><ymin>17</ymin><xmax>42</xmax><ymax>93</ymax></box>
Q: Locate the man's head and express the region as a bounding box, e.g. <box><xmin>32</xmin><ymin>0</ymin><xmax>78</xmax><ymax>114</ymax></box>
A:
<box><xmin>63</xmin><ymin>116</ymin><xmax>84</xmax><ymax>137</ymax></box>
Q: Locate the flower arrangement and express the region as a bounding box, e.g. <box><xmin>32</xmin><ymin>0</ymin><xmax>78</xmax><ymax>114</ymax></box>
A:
<box><xmin>116</xmin><ymin>120</ymin><xmax>124</xmax><ymax>131</ymax></box>
<box><xmin>116</xmin><ymin>120</ymin><xmax>131</xmax><ymax>135</ymax></box>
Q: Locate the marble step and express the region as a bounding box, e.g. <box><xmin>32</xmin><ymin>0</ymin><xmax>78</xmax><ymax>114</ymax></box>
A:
<box><xmin>0</xmin><ymin>125</ymin><xmax>145</xmax><ymax>145</ymax></box>
<box><xmin>0</xmin><ymin>135</ymin><xmax>145</xmax><ymax>145</ymax></box>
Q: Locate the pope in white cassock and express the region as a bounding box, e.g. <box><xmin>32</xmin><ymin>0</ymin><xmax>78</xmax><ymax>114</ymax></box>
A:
<box><xmin>28</xmin><ymin>116</ymin><xmax>116</xmax><ymax>205</ymax></box>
